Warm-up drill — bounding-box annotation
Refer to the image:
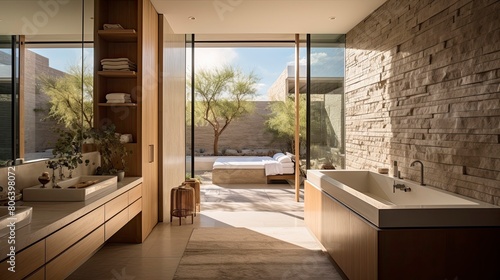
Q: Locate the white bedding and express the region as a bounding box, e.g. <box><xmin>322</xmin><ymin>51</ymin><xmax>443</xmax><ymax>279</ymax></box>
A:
<box><xmin>213</xmin><ymin>156</ymin><xmax>294</xmax><ymax>176</ymax></box>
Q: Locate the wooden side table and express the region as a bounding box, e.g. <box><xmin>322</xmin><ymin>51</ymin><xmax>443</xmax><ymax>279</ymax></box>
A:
<box><xmin>170</xmin><ymin>185</ymin><xmax>195</xmax><ymax>225</ymax></box>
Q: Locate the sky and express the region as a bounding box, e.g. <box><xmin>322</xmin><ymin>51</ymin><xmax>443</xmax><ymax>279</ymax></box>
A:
<box><xmin>192</xmin><ymin>47</ymin><xmax>344</xmax><ymax>100</ymax></box>
<box><xmin>26</xmin><ymin>45</ymin><xmax>344</xmax><ymax>101</ymax></box>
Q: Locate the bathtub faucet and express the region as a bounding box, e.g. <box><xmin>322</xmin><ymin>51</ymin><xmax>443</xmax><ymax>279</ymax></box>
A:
<box><xmin>393</xmin><ymin>182</ymin><xmax>411</xmax><ymax>193</ymax></box>
<box><xmin>410</xmin><ymin>160</ymin><xmax>426</xmax><ymax>186</ymax></box>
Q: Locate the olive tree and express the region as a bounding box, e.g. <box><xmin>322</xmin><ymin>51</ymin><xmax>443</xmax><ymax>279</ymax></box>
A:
<box><xmin>193</xmin><ymin>66</ymin><xmax>259</xmax><ymax>155</ymax></box>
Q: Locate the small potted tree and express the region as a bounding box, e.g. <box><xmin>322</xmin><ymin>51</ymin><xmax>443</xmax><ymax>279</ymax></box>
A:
<box><xmin>49</xmin><ymin>128</ymin><xmax>90</xmax><ymax>185</ymax></box>
<box><xmin>90</xmin><ymin>124</ymin><xmax>129</xmax><ymax>181</ymax></box>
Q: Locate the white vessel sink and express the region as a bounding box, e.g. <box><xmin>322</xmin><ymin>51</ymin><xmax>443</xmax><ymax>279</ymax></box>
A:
<box><xmin>23</xmin><ymin>176</ymin><xmax>117</xmax><ymax>202</ymax></box>
<box><xmin>0</xmin><ymin>206</ymin><xmax>33</xmax><ymax>237</ymax></box>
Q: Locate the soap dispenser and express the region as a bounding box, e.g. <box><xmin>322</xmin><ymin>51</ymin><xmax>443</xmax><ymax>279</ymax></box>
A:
<box><xmin>393</xmin><ymin>161</ymin><xmax>398</xmax><ymax>177</ymax></box>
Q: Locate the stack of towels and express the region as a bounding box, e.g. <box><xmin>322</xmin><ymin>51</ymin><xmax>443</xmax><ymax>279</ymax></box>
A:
<box><xmin>101</xmin><ymin>58</ymin><xmax>137</xmax><ymax>72</ymax></box>
<box><xmin>106</xmin><ymin>93</ymin><xmax>132</xmax><ymax>104</ymax></box>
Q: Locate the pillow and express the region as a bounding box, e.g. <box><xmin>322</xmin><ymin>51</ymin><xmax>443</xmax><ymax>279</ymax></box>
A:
<box><xmin>273</xmin><ymin>153</ymin><xmax>292</xmax><ymax>163</ymax></box>
<box><xmin>285</xmin><ymin>152</ymin><xmax>296</xmax><ymax>162</ymax></box>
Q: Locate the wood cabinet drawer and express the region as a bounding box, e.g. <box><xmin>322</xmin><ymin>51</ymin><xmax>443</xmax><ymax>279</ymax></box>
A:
<box><xmin>105</xmin><ymin>192</ymin><xmax>128</xmax><ymax>221</ymax></box>
<box><xmin>46</xmin><ymin>226</ymin><xmax>104</xmax><ymax>280</ymax></box>
<box><xmin>46</xmin><ymin>206</ymin><xmax>104</xmax><ymax>261</ymax></box>
<box><xmin>105</xmin><ymin>208</ymin><xmax>129</xmax><ymax>240</ymax></box>
<box><xmin>129</xmin><ymin>197</ymin><xmax>142</xmax><ymax>220</ymax></box>
<box><xmin>24</xmin><ymin>267</ymin><xmax>45</xmax><ymax>280</ymax></box>
<box><xmin>0</xmin><ymin>239</ymin><xmax>45</xmax><ymax>280</ymax></box>
<box><xmin>128</xmin><ymin>183</ymin><xmax>142</xmax><ymax>204</ymax></box>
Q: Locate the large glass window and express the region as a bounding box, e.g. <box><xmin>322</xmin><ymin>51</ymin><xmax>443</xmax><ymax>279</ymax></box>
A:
<box><xmin>307</xmin><ymin>34</ymin><xmax>346</xmax><ymax>169</ymax></box>
<box><xmin>22</xmin><ymin>44</ymin><xmax>94</xmax><ymax>162</ymax></box>
<box><xmin>186</xmin><ymin>35</ymin><xmax>345</xmax><ymax>183</ymax></box>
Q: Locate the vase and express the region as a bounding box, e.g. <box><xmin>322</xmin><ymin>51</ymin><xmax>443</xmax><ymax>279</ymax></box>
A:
<box><xmin>117</xmin><ymin>170</ymin><xmax>125</xmax><ymax>182</ymax></box>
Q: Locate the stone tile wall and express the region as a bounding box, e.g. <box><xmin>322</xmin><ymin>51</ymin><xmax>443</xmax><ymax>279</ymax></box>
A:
<box><xmin>345</xmin><ymin>0</ymin><xmax>500</xmax><ymax>204</ymax></box>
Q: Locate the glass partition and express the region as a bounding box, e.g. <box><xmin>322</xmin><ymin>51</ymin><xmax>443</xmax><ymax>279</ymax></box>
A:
<box><xmin>0</xmin><ymin>35</ymin><xmax>19</xmax><ymax>166</ymax></box>
<box><xmin>0</xmin><ymin>0</ymin><xmax>93</xmax><ymax>165</ymax></box>
<box><xmin>307</xmin><ymin>34</ymin><xmax>346</xmax><ymax>169</ymax></box>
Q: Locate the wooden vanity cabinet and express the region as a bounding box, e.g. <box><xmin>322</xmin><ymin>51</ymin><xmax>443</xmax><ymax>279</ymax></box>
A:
<box><xmin>0</xmin><ymin>240</ymin><xmax>45</xmax><ymax>280</ymax></box>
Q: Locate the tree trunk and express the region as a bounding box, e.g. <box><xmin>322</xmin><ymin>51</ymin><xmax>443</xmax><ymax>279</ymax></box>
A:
<box><xmin>213</xmin><ymin>132</ymin><xmax>219</xmax><ymax>156</ymax></box>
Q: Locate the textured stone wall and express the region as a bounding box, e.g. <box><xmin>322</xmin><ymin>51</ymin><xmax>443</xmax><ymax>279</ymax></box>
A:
<box><xmin>345</xmin><ymin>0</ymin><xmax>500</xmax><ymax>204</ymax></box>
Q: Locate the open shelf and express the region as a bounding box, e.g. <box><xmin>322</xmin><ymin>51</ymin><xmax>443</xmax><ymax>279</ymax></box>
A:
<box><xmin>98</xmin><ymin>103</ymin><xmax>137</xmax><ymax>107</ymax></box>
<box><xmin>97</xmin><ymin>71</ymin><xmax>136</xmax><ymax>78</ymax></box>
<box><xmin>98</xmin><ymin>29</ymin><xmax>137</xmax><ymax>42</ymax></box>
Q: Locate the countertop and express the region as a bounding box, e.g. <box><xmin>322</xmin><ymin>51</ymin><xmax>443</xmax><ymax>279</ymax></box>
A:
<box><xmin>0</xmin><ymin>177</ymin><xmax>142</xmax><ymax>258</ymax></box>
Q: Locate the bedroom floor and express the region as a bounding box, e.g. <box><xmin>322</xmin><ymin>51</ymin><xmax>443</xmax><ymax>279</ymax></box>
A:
<box><xmin>69</xmin><ymin>179</ymin><xmax>340</xmax><ymax>279</ymax></box>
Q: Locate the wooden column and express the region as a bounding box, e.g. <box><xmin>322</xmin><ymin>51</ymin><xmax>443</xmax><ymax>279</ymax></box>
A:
<box><xmin>294</xmin><ymin>34</ymin><xmax>300</xmax><ymax>202</ymax></box>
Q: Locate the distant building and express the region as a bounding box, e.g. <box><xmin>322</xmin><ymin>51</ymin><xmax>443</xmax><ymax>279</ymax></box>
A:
<box><xmin>0</xmin><ymin>49</ymin><xmax>65</xmax><ymax>161</ymax></box>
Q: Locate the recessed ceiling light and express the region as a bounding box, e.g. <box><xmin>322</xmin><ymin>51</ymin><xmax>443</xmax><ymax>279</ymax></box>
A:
<box><xmin>188</xmin><ymin>16</ymin><xmax>196</xmax><ymax>20</ymax></box>
<box><xmin>329</xmin><ymin>17</ymin><xmax>336</xmax><ymax>20</ymax></box>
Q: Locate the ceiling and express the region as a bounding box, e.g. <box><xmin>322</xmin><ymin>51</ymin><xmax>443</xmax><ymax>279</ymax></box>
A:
<box><xmin>152</xmin><ymin>0</ymin><xmax>387</xmax><ymax>35</ymax></box>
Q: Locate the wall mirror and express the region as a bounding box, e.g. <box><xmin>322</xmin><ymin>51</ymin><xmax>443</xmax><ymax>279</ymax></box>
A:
<box><xmin>0</xmin><ymin>0</ymin><xmax>94</xmax><ymax>166</ymax></box>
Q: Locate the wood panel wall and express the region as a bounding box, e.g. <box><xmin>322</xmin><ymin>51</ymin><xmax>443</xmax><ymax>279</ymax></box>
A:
<box><xmin>140</xmin><ymin>0</ymin><xmax>159</xmax><ymax>239</ymax></box>
<box><xmin>158</xmin><ymin>15</ymin><xmax>186</xmax><ymax>221</ymax></box>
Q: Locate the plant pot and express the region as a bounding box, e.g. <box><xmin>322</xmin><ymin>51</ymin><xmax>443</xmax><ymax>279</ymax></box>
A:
<box><xmin>116</xmin><ymin>170</ymin><xmax>125</xmax><ymax>182</ymax></box>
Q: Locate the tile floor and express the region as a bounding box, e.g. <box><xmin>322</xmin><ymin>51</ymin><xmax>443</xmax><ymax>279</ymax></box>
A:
<box><xmin>69</xmin><ymin>181</ymin><xmax>340</xmax><ymax>279</ymax></box>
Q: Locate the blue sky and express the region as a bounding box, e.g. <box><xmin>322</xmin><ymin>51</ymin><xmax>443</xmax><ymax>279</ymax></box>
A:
<box><xmin>29</xmin><ymin>46</ymin><xmax>344</xmax><ymax>101</ymax></box>
<box><xmin>29</xmin><ymin>47</ymin><xmax>94</xmax><ymax>72</ymax></box>
<box><xmin>194</xmin><ymin>47</ymin><xmax>344</xmax><ymax>100</ymax></box>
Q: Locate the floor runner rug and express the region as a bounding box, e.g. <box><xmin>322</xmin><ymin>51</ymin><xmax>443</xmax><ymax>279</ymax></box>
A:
<box><xmin>173</xmin><ymin>227</ymin><xmax>342</xmax><ymax>279</ymax></box>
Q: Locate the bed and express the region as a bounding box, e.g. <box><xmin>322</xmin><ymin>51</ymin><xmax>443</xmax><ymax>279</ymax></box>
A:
<box><xmin>212</xmin><ymin>153</ymin><xmax>295</xmax><ymax>184</ymax></box>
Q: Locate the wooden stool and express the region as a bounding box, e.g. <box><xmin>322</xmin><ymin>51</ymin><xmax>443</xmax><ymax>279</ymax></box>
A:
<box><xmin>170</xmin><ymin>185</ymin><xmax>195</xmax><ymax>225</ymax></box>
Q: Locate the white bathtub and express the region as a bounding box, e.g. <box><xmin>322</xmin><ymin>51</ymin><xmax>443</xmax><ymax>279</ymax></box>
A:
<box><xmin>307</xmin><ymin>170</ymin><xmax>500</xmax><ymax>228</ymax></box>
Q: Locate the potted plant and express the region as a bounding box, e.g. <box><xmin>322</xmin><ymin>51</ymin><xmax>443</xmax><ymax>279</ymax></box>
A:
<box><xmin>51</xmin><ymin>128</ymin><xmax>90</xmax><ymax>180</ymax></box>
<box><xmin>89</xmin><ymin>124</ymin><xmax>129</xmax><ymax>181</ymax></box>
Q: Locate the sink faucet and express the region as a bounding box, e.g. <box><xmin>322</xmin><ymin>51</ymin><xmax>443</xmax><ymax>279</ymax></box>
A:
<box><xmin>410</xmin><ymin>160</ymin><xmax>426</xmax><ymax>186</ymax></box>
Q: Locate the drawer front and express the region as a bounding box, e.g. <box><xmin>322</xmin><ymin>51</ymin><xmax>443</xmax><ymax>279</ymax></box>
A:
<box><xmin>0</xmin><ymin>240</ymin><xmax>45</xmax><ymax>280</ymax></box>
<box><xmin>105</xmin><ymin>208</ymin><xmax>129</xmax><ymax>240</ymax></box>
<box><xmin>46</xmin><ymin>206</ymin><xmax>104</xmax><ymax>261</ymax></box>
<box><xmin>129</xmin><ymin>198</ymin><xmax>142</xmax><ymax>220</ymax></box>
<box><xmin>105</xmin><ymin>192</ymin><xmax>128</xmax><ymax>221</ymax></box>
<box><xmin>24</xmin><ymin>267</ymin><xmax>45</xmax><ymax>280</ymax></box>
<box><xmin>46</xmin><ymin>226</ymin><xmax>104</xmax><ymax>280</ymax></box>
<box><xmin>128</xmin><ymin>183</ymin><xmax>142</xmax><ymax>204</ymax></box>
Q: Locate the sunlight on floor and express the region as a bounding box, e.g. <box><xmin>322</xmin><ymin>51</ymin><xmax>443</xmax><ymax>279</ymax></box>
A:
<box><xmin>69</xmin><ymin>177</ymin><xmax>336</xmax><ymax>280</ymax></box>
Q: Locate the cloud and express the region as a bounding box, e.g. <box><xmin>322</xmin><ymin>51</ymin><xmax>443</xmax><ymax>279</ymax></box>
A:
<box><xmin>194</xmin><ymin>48</ymin><xmax>238</xmax><ymax>70</ymax></box>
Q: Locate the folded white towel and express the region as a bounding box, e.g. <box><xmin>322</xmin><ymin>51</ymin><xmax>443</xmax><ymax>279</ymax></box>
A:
<box><xmin>103</xmin><ymin>68</ymin><xmax>133</xmax><ymax>71</ymax></box>
<box><xmin>107</xmin><ymin>100</ymin><xmax>132</xmax><ymax>104</ymax></box>
<box><xmin>101</xmin><ymin>58</ymin><xmax>133</xmax><ymax>63</ymax></box>
<box><xmin>101</xmin><ymin>61</ymin><xmax>136</xmax><ymax>66</ymax></box>
<box><xmin>264</xmin><ymin>160</ymin><xmax>283</xmax><ymax>176</ymax></box>
<box><xmin>106</xmin><ymin>93</ymin><xmax>131</xmax><ymax>100</ymax></box>
<box><xmin>103</xmin><ymin>65</ymin><xmax>136</xmax><ymax>70</ymax></box>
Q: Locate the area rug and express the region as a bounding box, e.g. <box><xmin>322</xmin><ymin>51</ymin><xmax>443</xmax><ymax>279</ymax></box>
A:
<box><xmin>173</xmin><ymin>228</ymin><xmax>342</xmax><ymax>279</ymax></box>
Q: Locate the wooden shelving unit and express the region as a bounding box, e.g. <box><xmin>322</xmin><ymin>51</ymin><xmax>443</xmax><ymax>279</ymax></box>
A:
<box><xmin>98</xmin><ymin>103</ymin><xmax>137</xmax><ymax>107</ymax></box>
<box><xmin>94</xmin><ymin>0</ymin><xmax>159</xmax><ymax>242</ymax></box>
<box><xmin>97</xmin><ymin>70</ymin><xmax>137</xmax><ymax>78</ymax></box>
<box><xmin>97</xmin><ymin>29</ymin><xmax>137</xmax><ymax>42</ymax></box>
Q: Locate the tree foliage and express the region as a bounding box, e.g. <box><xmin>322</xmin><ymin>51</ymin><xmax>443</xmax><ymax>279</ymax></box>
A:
<box><xmin>39</xmin><ymin>64</ymin><xmax>93</xmax><ymax>132</ymax></box>
<box><xmin>265</xmin><ymin>95</ymin><xmax>307</xmax><ymax>153</ymax></box>
<box><xmin>194</xmin><ymin>66</ymin><xmax>259</xmax><ymax>155</ymax></box>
